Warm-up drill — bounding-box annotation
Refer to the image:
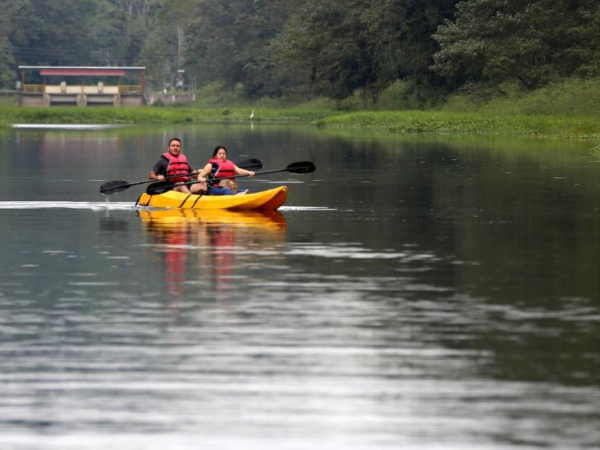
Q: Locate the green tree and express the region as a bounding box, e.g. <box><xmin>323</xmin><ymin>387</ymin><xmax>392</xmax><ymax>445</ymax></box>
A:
<box><xmin>0</xmin><ymin>0</ymin><xmax>166</xmax><ymax>88</ymax></box>
<box><xmin>182</xmin><ymin>0</ymin><xmax>287</xmax><ymax>98</ymax></box>
<box><xmin>393</xmin><ymin>0</ymin><xmax>459</xmax><ymax>87</ymax></box>
<box><xmin>106</xmin><ymin>0</ymin><xmax>164</xmax><ymax>65</ymax></box>
<box><xmin>432</xmin><ymin>0</ymin><xmax>600</xmax><ymax>90</ymax></box>
<box><xmin>273</xmin><ymin>0</ymin><xmax>396</xmax><ymax>104</ymax></box>
<box><xmin>0</xmin><ymin>0</ymin><xmax>35</xmax><ymax>88</ymax></box>
<box><xmin>138</xmin><ymin>0</ymin><xmax>195</xmax><ymax>90</ymax></box>
<box><xmin>16</xmin><ymin>0</ymin><xmax>107</xmax><ymax>66</ymax></box>
<box><xmin>273</xmin><ymin>0</ymin><xmax>458</xmax><ymax>105</ymax></box>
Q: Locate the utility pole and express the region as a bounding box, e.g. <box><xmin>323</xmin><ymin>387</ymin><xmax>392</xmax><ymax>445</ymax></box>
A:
<box><xmin>177</xmin><ymin>27</ymin><xmax>184</xmax><ymax>70</ymax></box>
<box><xmin>177</xmin><ymin>27</ymin><xmax>185</xmax><ymax>92</ymax></box>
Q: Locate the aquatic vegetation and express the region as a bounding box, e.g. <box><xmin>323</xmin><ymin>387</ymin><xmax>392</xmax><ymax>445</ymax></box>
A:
<box><xmin>314</xmin><ymin>110</ymin><xmax>600</xmax><ymax>139</ymax></box>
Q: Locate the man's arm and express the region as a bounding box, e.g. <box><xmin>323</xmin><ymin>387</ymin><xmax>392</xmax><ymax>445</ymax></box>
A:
<box><xmin>149</xmin><ymin>157</ymin><xmax>168</xmax><ymax>181</ymax></box>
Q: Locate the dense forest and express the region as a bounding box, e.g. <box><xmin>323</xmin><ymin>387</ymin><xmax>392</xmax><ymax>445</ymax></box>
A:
<box><xmin>1</xmin><ymin>0</ymin><xmax>599</xmax><ymax>108</ymax></box>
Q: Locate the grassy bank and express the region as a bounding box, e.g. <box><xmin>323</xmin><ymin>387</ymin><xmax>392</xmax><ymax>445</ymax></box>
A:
<box><xmin>314</xmin><ymin>77</ymin><xmax>600</xmax><ymax>139</ymax></box>
<box><xmin>0</xmin><ymin>105</ymin><xmax>337</xmax><ymax>128</ymax></box>
<box><xmin>314</xmin><ymin>110</ymin><xmax>600</xmax><ymax>139</ymax></box>
<box><xmin>2</xmin><ymin>104</ymin><xmax>600</xmax><ymax>140</ymax></box>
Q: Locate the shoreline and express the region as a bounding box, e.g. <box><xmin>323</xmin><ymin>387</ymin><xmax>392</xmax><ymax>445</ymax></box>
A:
<box><xmin>2</xmin><ymin>106</ymin><xmax>600</xmax><ymax>140</ymax></box>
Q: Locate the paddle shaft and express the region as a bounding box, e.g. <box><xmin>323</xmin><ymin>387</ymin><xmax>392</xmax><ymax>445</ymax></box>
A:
<box><xmin>100</xmin><ymin>158</ymin><xmax>262</xmax><ymax>195</ymax></box>
<box><xmin>136</xmin><ymin>170</ymin><xmax>200</xmax><ymax>186</ymax></box>
<box><xmin>147</xmin><ymin>161</ymin><xmax>315</xmax><ymax>195</ymax></box>
<box><xmin>147</xmin><ymin>170</ymin><xmax>261</xmax><ymax>194</ymax></box>
<box><xmin>188</xmin><ymin>164</ymin><xmax>315</xmax><ymax>188</ymax></box>
<box><xmin>154</xmin><ymin>158</ymin><xmax>263</xmax><ymax>184</ymax></box>
<box><xmin>207</xmin><ymin>167</ymin><xmax>286</xmax><ymax>182</ymax></box>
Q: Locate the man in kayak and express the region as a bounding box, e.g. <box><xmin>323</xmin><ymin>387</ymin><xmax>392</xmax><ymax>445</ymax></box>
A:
<box><xmin>198</xmin><ymin>145</ymin><xmax>255</xmax><ymax>195</ymax></box>
<box><xmin>149</xmin><ymin>138</ymin><xmax>206</xmax><ymax>194</ymax></box>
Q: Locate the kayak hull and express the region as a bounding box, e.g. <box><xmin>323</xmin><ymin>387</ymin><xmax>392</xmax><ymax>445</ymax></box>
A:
<box><xmin>136</xmin><ymin>186</ymin><xmax>288</xmax><ymax>211</ymax></box>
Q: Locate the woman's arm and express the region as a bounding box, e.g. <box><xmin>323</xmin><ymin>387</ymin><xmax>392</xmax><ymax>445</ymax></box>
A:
<box><xmin>233</xmin><ymin>164</ymin><xmax>255</xmax><ymax>177</ymax></box>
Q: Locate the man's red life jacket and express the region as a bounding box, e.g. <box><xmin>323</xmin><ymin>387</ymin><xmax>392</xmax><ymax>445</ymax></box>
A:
<box><xmin>163</xmin><ymin>152</ymin><xmax>191</xmax><ymax>183</ymax></box>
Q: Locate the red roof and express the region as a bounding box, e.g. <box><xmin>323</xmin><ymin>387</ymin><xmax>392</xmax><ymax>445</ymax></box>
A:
<box><xmin>40</xmin><ymin>69</ymin><xmax>127</xmax><ymax>76</ymax></box>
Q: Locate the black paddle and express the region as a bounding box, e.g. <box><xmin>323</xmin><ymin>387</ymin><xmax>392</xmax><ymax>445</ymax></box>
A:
<box><xmin>146</xmin><ymin>161</ymin><xmax>316</xmax><ymax>195</ymax></box>
<box><xmin>99</xmin><ymin>158</ymin><xmax>263</xmax><ymax>195</ymax></box>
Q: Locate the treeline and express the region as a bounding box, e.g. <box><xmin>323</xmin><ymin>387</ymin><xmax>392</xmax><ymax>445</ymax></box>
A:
<box><xmin>1</xmin><ymin>0</ymin><xmax>599</xmax><ymax>108</ymax></box>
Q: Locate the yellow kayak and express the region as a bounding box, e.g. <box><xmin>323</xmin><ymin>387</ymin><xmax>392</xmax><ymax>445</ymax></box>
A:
<box><xmin>136</xmin><ymin>186</ymin><xmax>288</xmax><ymax>211</ymax></box>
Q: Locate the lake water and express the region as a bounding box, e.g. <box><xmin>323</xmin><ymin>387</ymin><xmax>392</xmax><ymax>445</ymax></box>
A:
<box><xmin>0</xmin><ymin>123</ymin><xmax>599</xmax><ymax>449</ymax></box>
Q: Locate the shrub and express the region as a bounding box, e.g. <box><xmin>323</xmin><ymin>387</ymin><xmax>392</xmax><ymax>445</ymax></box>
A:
<box><xmin>442</xmin><ymin>77</ymin><xmax>600</xmax><ymax>117</ymax></box>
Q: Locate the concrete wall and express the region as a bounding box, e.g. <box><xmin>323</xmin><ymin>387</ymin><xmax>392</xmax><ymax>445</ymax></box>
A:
<box><xmin>20</xmin><ymin>92</ymin><xmax>145</xmax><ymax>107</ymax></box>
<box><xmin>20</xmin><ymin>94</ymin><xmax>46</xmax><ymax>107</ymax></box>
<box><xmin>120</xmin><ymin>95</ymin><xmax>144</xmax><ymax>107</ymax></box>
<box><xmin>20</xmin><ymin>83</ymin><xmax>145</xmax><ymax>107</ymax></box>
<box><xmin>45</xmin><ymin>85</ymin><xmax>119</xmax><ymax>94</ymax></box>
<box><xmin>147</xmin><ymin>93</ymin><xmax>196</xmax><ymax>105</ymax></box>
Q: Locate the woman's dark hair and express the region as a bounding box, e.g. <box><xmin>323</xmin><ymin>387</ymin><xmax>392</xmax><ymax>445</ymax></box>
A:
<box><xmin>212</xmin><ymin>145</ymin><xmax>228</xmax><ymax>157</ymax></box>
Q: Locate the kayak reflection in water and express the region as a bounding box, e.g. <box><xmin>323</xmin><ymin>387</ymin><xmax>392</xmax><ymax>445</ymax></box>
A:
<box><xmin>198</xmin><ymin>145</ymin><xmax>255</xmax><ymax>195</ymax></box>
<box><xmin>139</xmin><ymin>209</ymin><xmax>287</xmax><ymax>298</ymax></box>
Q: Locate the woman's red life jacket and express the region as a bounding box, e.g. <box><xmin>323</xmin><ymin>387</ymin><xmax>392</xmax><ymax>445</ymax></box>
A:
<box><xmin>208</xmin><ymin>158</ymin><xmax>235</xmax><ymax>178</ymax></box>
<box><xmin>163</xmin><ymin>152</ymin><xmax>191</xmax><ymax>183</ymax></box>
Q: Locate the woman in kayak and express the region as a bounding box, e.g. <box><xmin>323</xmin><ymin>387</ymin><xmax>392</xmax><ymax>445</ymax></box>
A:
<box><xmin>198</xmin><ymin>146</ymin><xmax>255</xmax><ymax>195</ymax></box>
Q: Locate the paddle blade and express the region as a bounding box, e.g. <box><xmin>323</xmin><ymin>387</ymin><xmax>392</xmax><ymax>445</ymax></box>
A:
<box><xmin>100</xmin><ymin>180</ymin><xmax>131</xmax><ymax>195</ymax></box>
<box><xmin>146</xmin><ymin>181</ymin><xmax>172</xmax><ymax>195</ymax></box>
<box><xmin>237</xmin><ymin>158</ymin><xmax>263</xmax><ymax>170</ymax></box>
<box><xmin>285</xmin><ymin>161</ymin><xmax>316</xmax><ymax>174</ymax></box>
